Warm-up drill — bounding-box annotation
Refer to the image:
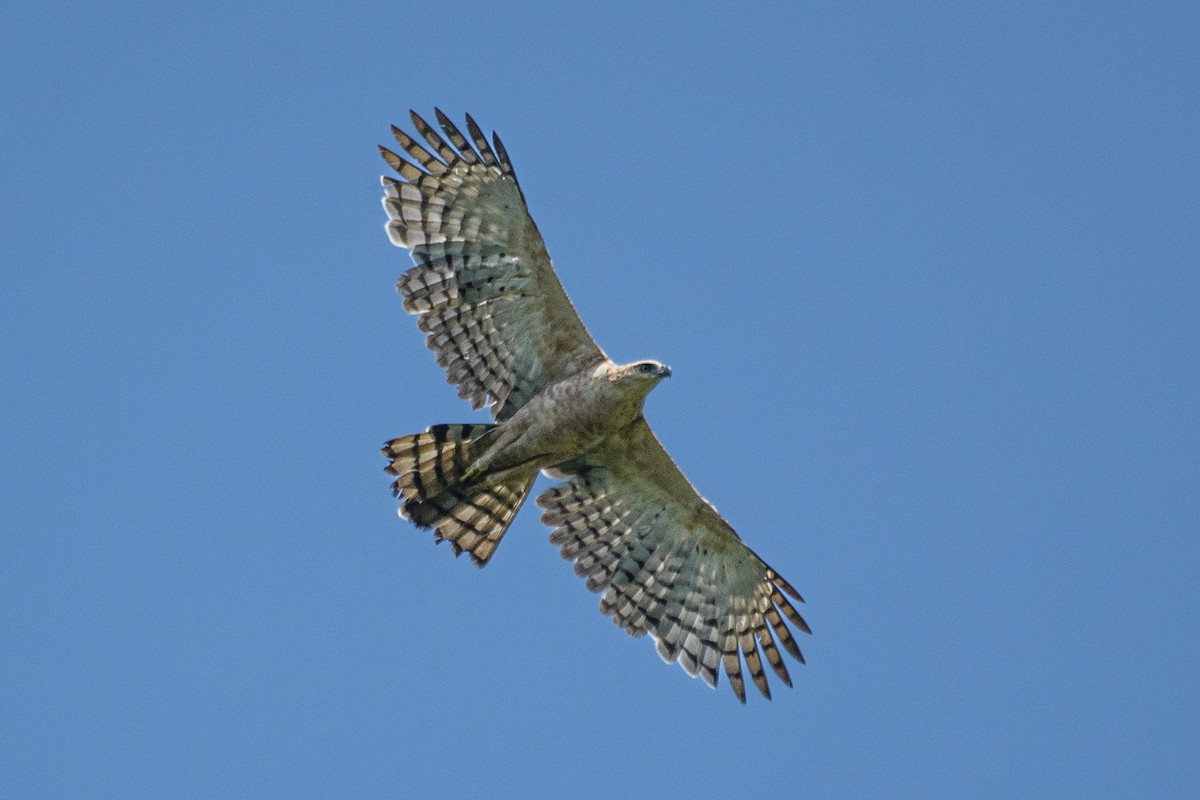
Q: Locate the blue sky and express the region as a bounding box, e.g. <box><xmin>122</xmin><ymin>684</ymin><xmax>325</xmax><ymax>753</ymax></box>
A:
<box><xmin>2</xmin><ymin>1</ymin><xmax>1198</xmax><ymax>797</ymax></box>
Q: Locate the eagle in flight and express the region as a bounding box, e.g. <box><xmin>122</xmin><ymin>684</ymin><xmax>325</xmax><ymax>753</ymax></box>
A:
<box><xmin>379</xmin><ymin>110</ymin><xmax>809</xmax><ymax>702</ymax></box>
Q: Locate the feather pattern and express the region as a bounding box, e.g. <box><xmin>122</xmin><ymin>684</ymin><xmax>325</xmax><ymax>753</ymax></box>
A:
<box><xmin>537</xmin><ymin>419</ymin><xmax>809</xmax><ymax>702</ymax></box>
<box><xmin>380</xmin><ymin>110</ymin><xmax>605</xmax><ymax>420</ymax></box>
<box><xmin>382</xmin><ymin>424</ymin><xmax>534</xmax><ymax>567</ymax></box>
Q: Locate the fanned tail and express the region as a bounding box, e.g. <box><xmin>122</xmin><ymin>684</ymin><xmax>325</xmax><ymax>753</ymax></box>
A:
<box><xmin>382</xmin><ymin>424</ymin><xmax>534</xmax><ymax>567</ymax></box>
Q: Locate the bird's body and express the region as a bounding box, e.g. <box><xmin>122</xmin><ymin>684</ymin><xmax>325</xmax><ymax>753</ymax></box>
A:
<box><xmin>468</xmin><ymin>360</ymin><xmax>669</xmax><ymax>484</ymax></box>
<box><xmin>379</xmin><ymin>110</ymin><xmax>810</xmax><ymax>701</ymax></box>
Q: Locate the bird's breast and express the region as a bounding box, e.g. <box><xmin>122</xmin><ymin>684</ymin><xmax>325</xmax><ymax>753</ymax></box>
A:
<box><xmin>497</xmin><ymin>372</ymin><xmax>641</xmax><ymax>466</ymax></box>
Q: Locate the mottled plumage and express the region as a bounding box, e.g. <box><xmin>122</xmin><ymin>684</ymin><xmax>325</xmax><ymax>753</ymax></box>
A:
<box><xmin>380</xmin><ymin>110</ymin><xmax>809</xmax><ymax>701</ymax></box>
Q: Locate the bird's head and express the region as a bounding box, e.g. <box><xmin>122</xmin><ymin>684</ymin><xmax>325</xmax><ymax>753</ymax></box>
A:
<box><xmin>613</xmin><ymin>359</ymin><xmax>672</xmax><ymax>386</ymax></box>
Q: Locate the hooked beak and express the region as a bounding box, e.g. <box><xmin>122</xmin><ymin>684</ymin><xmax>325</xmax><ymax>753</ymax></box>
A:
<box><xmin>660</xmin><ymin>364</ymin><xmax>672</xmax><ymax>378</ymax></box>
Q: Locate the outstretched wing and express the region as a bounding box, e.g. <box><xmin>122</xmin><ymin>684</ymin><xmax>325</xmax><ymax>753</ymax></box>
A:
<box><xmin>537</xmin><ymin>418</ymin><xmax>810</xmax><ymax>702</ymax></box>
<box><xmin>381</xmin><ymin>110</ymin><xmax>605</xmax><ymax>420</ymax></box>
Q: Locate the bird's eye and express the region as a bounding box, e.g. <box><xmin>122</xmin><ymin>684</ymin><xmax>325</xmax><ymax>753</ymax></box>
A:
<box><xmin>639</xmin><ymin>363</ymin><xmax>656</xmax><ymax>374</ymax></box>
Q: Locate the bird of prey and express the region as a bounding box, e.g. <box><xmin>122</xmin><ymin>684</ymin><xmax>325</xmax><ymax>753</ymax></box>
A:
<box><xmin>379</xmin><ymin>110</ymin><xmax>809</xmax><ymax>701</ymax></box>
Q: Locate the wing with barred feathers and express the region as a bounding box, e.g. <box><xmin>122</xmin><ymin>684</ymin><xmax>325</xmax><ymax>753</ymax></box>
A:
<box><xmin>380</xmin><ymin>110</ymin><xmax>606</xmax><ymax>420</ymax></box>
<box><xmin>536</xmin><ymin>418</ymin><xmax>810</xmax><ymax>702</ymax></box>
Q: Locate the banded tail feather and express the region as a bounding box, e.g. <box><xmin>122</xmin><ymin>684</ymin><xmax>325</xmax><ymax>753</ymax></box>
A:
<box><xmin>382</xmin><ymin>424</ymin><xmax>534</xmax><ymax>567</ymax></box>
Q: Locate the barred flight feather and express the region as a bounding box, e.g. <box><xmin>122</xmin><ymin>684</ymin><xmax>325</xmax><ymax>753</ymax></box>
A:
<box><xmin>536</xmin><ymin>454</ymin><xmax>809</xmax><ymax>703</ymax></box>
<box><xmin>381</xmin><ymin>110</ymin><xmax>603</xmax><ymax>420</ymax></box>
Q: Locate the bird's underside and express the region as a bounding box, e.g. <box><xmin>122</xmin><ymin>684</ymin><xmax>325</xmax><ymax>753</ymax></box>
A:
<box><xmin>379</xmin><ymin>109</ymin><xmax>809</xmax><ymax>702</ymax></box>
